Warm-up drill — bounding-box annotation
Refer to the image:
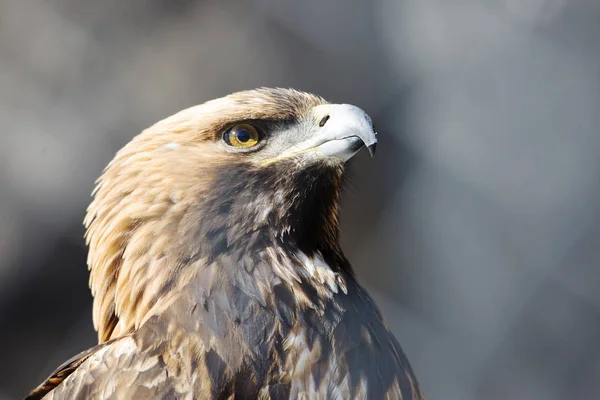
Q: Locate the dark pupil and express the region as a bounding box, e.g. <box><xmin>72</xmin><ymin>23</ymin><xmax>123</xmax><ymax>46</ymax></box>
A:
<box><xmin>235</xmin><ymin>128</ymin><xmax>251</xmax><ymax>142</ymax></box>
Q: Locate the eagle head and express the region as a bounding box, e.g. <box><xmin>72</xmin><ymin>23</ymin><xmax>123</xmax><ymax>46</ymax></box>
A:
<box><xmin>84</xmin><ymin>87</ymin><xmax>377</xmax><ymax>343</ymax></box>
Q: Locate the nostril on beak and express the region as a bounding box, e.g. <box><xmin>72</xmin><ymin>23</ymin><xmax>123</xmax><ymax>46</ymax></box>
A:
<box><xmin>319</xmin><ymin>115</ymin><xmax>330</xmax><ymax>127</ymax></box>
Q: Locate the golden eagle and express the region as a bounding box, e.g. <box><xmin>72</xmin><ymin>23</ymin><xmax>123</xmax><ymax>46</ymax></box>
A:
<box><xmin>27</xmin><ymin>88</ymin><xmax>423</xmax><ymax>399</ymax></box>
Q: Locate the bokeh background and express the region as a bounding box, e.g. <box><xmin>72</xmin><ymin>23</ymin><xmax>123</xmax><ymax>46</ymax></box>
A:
<box><xmin>1</xmin><ymin>0</ymin><xmax>599</xmax><ymax>399</ymax></box>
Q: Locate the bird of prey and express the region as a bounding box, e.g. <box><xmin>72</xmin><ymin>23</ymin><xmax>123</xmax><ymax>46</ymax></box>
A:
<box><xmin>26</xmin><ymin>88</ymin><xmax>424</xmax><ymax>399</ymax></box>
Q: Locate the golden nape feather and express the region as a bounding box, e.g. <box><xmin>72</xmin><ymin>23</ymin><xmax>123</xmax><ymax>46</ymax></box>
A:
<box><xmin>26</xmin><ymin>88</ymin><xmax>424</xmax><ymax>400</ymax></box>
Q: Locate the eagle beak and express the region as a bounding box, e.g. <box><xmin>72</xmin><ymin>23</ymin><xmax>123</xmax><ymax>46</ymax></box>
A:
<box><xmin>310</xmin><ymin>104</ymin><xmax>378</xmax><ymax>162</ymax></box>
<box><xmin>258</xmin><ymin>104</ymin><xmax>378</xmax><ymax>166</ymax></box>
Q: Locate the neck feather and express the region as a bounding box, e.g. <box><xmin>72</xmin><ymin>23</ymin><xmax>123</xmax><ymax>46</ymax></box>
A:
<box><xmin>85</xmin><ymin>157</ymin><xmax>350</xmax><ymax>342</ymax></box>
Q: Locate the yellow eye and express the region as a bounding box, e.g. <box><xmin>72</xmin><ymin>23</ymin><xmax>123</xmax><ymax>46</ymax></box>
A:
<box><xmin>223</xmin><ymin>124</ymin><xmax>261</xmax><ymax>147</ymax></box>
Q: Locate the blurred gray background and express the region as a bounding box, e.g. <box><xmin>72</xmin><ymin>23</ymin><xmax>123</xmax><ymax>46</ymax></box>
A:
<box><xmin>1</xmin><ymin>0</ymin><xmax>599</xmax><ymax>399</ymax></box>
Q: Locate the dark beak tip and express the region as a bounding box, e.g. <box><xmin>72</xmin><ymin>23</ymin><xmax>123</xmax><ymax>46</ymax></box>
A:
<box><xmin>367</xmin><ymin>143</ymin><xmax>377</xmax><ymax>158</ymax></box>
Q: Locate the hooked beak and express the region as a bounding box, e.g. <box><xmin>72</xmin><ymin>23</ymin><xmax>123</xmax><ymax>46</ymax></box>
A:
<box><xmin>258</xmin><ymin>103</ymin><xmax>378</xmax><ymax>166</ymax></box>
<box><xmin>310</xmin><ymin>104</ymin><xmax>378</xmax><ymax>161</ymax></box>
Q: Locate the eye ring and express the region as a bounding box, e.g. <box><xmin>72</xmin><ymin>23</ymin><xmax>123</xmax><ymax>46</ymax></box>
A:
<box><xmin>223</xmin><ymin>123</ymin><xmax>261</xmax><ymax>147</ymax></box>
